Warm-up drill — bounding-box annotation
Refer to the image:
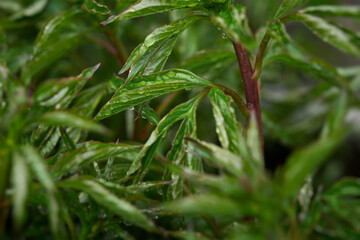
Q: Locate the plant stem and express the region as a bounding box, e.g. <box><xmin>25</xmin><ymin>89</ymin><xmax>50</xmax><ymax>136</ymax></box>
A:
<box><xmin>254</xmin><ymin>33</ymin><xmax>270</xmax><ymax>81</ymax></box>
<box><xmin>232</xmin><ymin>41</ymin><xmax>263</xmax><ymax>150</ymax></box>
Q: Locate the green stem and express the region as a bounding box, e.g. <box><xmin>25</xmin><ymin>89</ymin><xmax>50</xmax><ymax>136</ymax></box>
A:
<box><xmin>253</xmin><ymin>32</ymin><xmax>271</xmax><ymax>81</ymax></box>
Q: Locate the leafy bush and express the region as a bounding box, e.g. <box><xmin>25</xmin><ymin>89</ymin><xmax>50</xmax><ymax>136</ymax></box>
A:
<box><xmin>1</xmin><ymin>0</ymin><xmax>360</xmax><ymax>239</ymax></box>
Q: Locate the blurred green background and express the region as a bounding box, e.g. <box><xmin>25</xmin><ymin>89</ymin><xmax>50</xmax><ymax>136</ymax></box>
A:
<box><xmin>1</xmin><ymin>0</ymin><xmax>359</xmax><ymax>189</ymax></box>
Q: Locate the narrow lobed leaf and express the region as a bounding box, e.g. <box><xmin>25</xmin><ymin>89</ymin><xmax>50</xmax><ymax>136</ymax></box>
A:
<box><xmin>95</xmin><ymin>69</ymin><xmax>215</xmax><ymax>120</ymax></box>
<box><xmin>102</xmin><ymin>0</ymin><xmax>225</xmax><ymax>24</ymax></box>
<box><xmin>58</xmin><ymin>177</ymin><xmax>157</xmax><ymax>232</ymax></box>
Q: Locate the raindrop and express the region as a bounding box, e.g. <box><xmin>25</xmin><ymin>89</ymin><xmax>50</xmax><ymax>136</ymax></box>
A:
<box><xmin>167</xmin><ymin>71</ymin><xmax>176</xmax><ymax>78</ymax></box>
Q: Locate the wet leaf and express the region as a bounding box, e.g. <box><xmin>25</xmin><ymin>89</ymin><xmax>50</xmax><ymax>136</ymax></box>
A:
<box><xmin>51</xmin><ymin>142</ymin><xmax>140</xmax><ymax>178</ymax></box>
<box><xmin>120</xmin><ymin>11</ymin><xmax>207</xmax><ymax>81</ymax></box>
<box><xmin>95</xmin><ymin>69</ymin><xmax>215</xmax><ymax>120</ymax></box>
<box><xmin>35</xmin><ymin>111</ymin><xmax>110</xmax><ymax>135</ymax></box>
<box><xmin>209</xmin><ymin>88</ymin><xmax>241</xmax><ymax>154</ymax></box>
<box><xmin>274</xmin><ymin>0</ymin><xmax>306</xmax><ymax>19</ymax></box>
<box><xmin>102</xmin><ymin>0</ymin><xmax>225</xmax><ymax>24</ymax></box>
<box><xmin>302</xmin><ymin>5</ymin><xmax>360</xmax><ymax>17</ymax></box>
<box><xmin>58</xmin><ymin>177</ymin><xmax>157</xmax><ymax>232</ymax></box>
<box><xmin>288</xmin><ymin>12</ymin><xmax>360</xmax><ymax>58</ymax></box>
<box><xmin>128</xmin><ymin>90</ymin><xmax>208</xmax><ymax>182</ymax></box>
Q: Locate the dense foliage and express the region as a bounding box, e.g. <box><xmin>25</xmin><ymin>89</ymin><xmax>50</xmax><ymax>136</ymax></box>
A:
<box><xmin>1</xmin><ymin>0</ymin><xmax>360</xmax><ymax>239</ymax></box>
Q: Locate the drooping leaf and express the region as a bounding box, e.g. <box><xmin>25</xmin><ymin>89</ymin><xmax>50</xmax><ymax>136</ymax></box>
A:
<box><xmin>187</xmin><ymin>139</ymin><xmax>244</xmax><ymax>177</ymax></box>
<box><xmin>51</xmin><ymin>142</ymin><xmax>141</xmax><ymax>178</ymax></box>
<box><xmin>34</xmin><ymin>63</ymin><xmax>100</xmax><ymax>110</ymax></box>
<box><xmin>321</xmin><ymin>91</ymin><xmax>347</xmax><ymax>139</ymax></box>
<box><xmin>274</xmin><ymin>0</ymin><xmax>306</xmax><ymax>20</ymax></box>
<box><xmin>22</xmin><ymin>145</ymin><xmax>64</xmax><ymax>239</ymax></box>
<box><xmin>164</xmin><ymin>94</ymin><xmax>202</xmax><ymax>199</ymax></box>
<box><xmin>11</xmin><ymin>151</ymin><xmax>29</xmax><ymax>229</ymax></box>
<box><xmin>302</xmin><ymin>5</ymin><xmax>360</xmax><ymax>17</ymax></box>
<box><xmin>208</xmin><ymin>88</ymin><xmax>241</xmax><ymax>154</ymax></box>
<box><xmin>283</xmin><ymin>134</ymin><xmax>342</xmax><ymax>195</ymax></box>
<box><xmin>264</xmin><ymin>54</ymin><xmax>346</xmax><ymax>87</ymax></box>
<box><xmin>57</xmin><ymin>177</ymin><xmax>157</xmax><ymax>232</ymax></box>
<box><xmin>35</xmin><ymin>111</ymin><xmax>110</xmax><ymax>135</ymax></box>
<box><xmin>102</xmin><ymin>0</ymin><xmax>225</xmax><ymax>24</ymax></box>
<box><xmin>95</xmin><ymin>69</ymin><xmax>215</xmax><ymax>120</ymax></box>
<box><xmin>164</xmin><ymin>118</ymin><xmax>189</xmax><ymax>200</ymax></box>
<box><xmin>120</xmin><ymin>11</ymin><xmax>207</xmax><ymax>81</ymax></box>
<box><xmin>128</xmin><ymin>90</ymin><xmax>209</xmax><ymax>182</ymax></box>
<box><xmin>287</xmin><ymin>12</ymin><xmax>360</xmax><ymax>58</ymax></box>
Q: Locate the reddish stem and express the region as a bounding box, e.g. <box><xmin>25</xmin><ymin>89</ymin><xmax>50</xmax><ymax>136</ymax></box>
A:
<box><xmin>232</xmin><ymin>41</ymin><xmax>263</xmax><ymax>150</ymax></box>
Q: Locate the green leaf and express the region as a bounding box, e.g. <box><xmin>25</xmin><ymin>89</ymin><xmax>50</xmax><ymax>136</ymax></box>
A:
<box><xmin>33</xmin><ymin>8</ymin><xmax>81</xmax><ymax>56</ymax></box>
<box><xmin>164</xmin><ymin>118</ymin><xmax>189</xmax><ymax>200</ymax></box>
<box><xmin>325</xmin><ymin>178</ymin><xmax>360</xmax><ymax>197</ymax></box>
<box><xmin>287</xmin><ymin>12</ymin><xmax>360</xmax><ymax>58</ymax></box>
<box><xmin>29</xmin><ymin>8</ymin><xmax>84</xmax><ymax>76</ymax></box>
<box><xmin>128</xmin><ymin>90</ymin><xmax>208</xmax><ymax>182</ymax></box>
<box><xmin>302</xmin><ymin>5</ymin><xmax>360</xmax><ymax>17</ymax></box>
<box><xmin>283</xmin><ymin>134</ymin><xmax>342</xmax><ymax>195</ymax></box>
<box><xmin>83</xmin><ymin>0</ymin><xmax>111</xmax><ymax>15</ymax></box>
<box><xmin>274</xmin><ymin>0</ymin><xmax>306</xmax><ymax>19</ymax></box>
<box><xmin>164</xmin><ymin>193</ymin><xmax>239</xmax><ymax>216</ymax></box>
<box><xmin>10</xmin><ymin>0</ymin><xmax>48</xmax><ymax>20</ymax></box>
<box><xmin>120</xmin><ymin>11</ymin><xmax>206</xmax><ymax>81</ymax></box>
<box><xmin>211</xmin><ymin>4</ymin><xmax>255</xmax><ymax>48</ymax></box>
<box><xmin>11</xmin><ymin>151</ymin><xmax>29</xmax><ymax>229</ymax></box>
<box><xmin>321</xmin><ymin>92</ymin><xmax>347</xmax><ymax>139</ymax></box>
<box><xmin>102</xmin><ymin>0</ymin><xmax>225</xmax><ymax>24</ymax></box>
<box><xmin>269</xmin><ymin>21</ymin><xmax>306</xmax><ymax>59</ymax></box>
<box><xmin>187</xmin><ymin>139</ymin><xmax>244</xmax><ymax>177</ymax></box>
<box><xmin>208</xmin><ymin>88</ymin><xmax>241</xmax><ymax>154</ymax></box>
<box><xmin>35</xmin><ymin>111</ymin><xmax>110</xmax><ymax>135</ymax></box>
<box><xmin>164</xmin><ymin>96</ymin><xmax>201</xmax><ymax>199</ymax></box>
<box><xmin>246</xmin><ymin>114</ymin><xmax>263</xmax><ymax>168</ymax></box>
<box><xmin>22</xmin><ymin>145</ymin><xmax>64</xmax><ymax>239</ymax></box>
<box><xmin>95</xmin><ymin>69</ymin><xmax>215</xmax><ymax>120</ymax></box>
<box><xmin>58</xmin><ymin>177</ymin><xmax>157</xmax><ymax>232</ymax></box>
<box><xmin>34</xmin><ymin>63</ymin><xmax>100</xmax><ymax>110</ymax></box>
<box><xmin>264</xmin><ymin>54</ymin><xmax>346</xmax><ymax>87</ymax></box>
<box><xmin>51</xmin><ymin>142</ymin><xmax>140</xmax><ymax>178</ymax></box>
<box><xmin>180</xmin><ymin>49</ymin><xmax>236</xmax><ymax>73</ymax></box>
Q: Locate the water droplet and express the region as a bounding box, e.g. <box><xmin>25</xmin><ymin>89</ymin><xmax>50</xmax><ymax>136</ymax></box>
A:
<box><xmin>140</xmin><ymin>81</ymin><xmax>147</xmax><ymax>86</ymax></box>
<box><xmin>167</xmin><ymin>71</ymin><xmax>176</xmax><ymax>78</ymax></box>
<box><xmin>144</xmin><ymin>35</ymin><xmax>156</xmax><ymax>47</ymax></box>
<box><xmin>120</xmin><ymin>96</ymin><xmax>129</xmax><ymax>102</ymax></box>
<box><xmin>222</xmin><ymin>33</ymin><xmax>227</xmax><ymax>39</ymax></box>
<box><xmin>130</xmin><ymin>107</ymin><xmax>135</xmax><ymax>110</ymax></box>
